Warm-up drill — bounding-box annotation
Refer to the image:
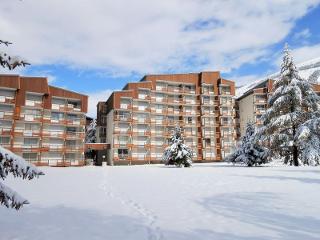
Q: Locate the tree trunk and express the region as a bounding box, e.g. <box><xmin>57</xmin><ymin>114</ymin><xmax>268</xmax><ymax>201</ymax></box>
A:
<box><xmin>293</xmin><ymin>145</ymin><xmax>299</xmax><ymax>166</ymax></box>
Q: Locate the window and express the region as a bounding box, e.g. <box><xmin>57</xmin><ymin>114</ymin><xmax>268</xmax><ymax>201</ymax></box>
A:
<box><xmin>0</xmin><ymin>137</ymin><xmax>10</xmax><ymax>144</ymax></box>
<box><xmin>52</xmin><ymin>112</ymin><xmax>64</xmax><ymax>120</ymax></box>
<box><xmin>22</xmin><ymin>153</ymin><xmax>38</xmax><ymax>162</ymax></box>
<box><xmin>118</xmin><ymin>149</ymin><xmax>128</xmax><ymax>155</ymax></box>
<box><xmin>24</xmin><ymin>138</ymin><xmax>38</xmax><ymax>146</ymax></box>
<box><xmin>188</xmin><ymin>117</ymin><xmax>192</xmax><ymax>123</ymax></box>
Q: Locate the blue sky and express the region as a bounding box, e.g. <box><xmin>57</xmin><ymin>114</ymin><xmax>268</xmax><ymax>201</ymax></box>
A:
<box><xmin>1</xmin><ymin>0</ymin><xmax>320</xmax><ymax>116</ymax></box>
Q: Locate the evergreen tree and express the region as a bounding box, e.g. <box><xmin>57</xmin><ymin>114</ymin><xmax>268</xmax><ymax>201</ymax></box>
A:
<box><xmin>226</xmin><ymin>122</ymin><xmax>269</xmax><ymax>166</ymax></box>
<box><xmin>0</xmin><ymin>40</ymin><xmax>29</xmax><ymax>70</ymax></box>
<box><xmin>162</xmin><ymin>126</ymin><xmax>193</xmax><ymax>167</ymax></box>
<box><xmin>0</xmin><ymin>146</ymin><xmax>43</xmax><ymax>209</ymax></box>
<box><xmin>85</xmin><ymin>119</ymin><xmax>97</xmax><ymax>143</ymax></box>
<box><xmin>295</xmin><ymin>118</ymin><xmax>320</xmax><ymax>166</ymax></box>
<box><xmin>258</xmin><ymin>44</ymin><xmax>320</xmax><ymax>166</ymax></box>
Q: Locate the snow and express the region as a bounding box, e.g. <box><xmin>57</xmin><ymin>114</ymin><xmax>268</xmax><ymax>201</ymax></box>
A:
<box><xmin>1</xmin><ymin>164</ymin><xmax>320</xmax><ymax>240</ymax></box>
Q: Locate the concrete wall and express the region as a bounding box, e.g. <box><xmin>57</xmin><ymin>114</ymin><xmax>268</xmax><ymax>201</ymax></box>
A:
<box><xmin>106</xmin><ymin>109</ymin><xmax>114</xmax><ymax>165</ymax></box>
<box><xmin>238</xmin><ymin>93</ymin><xmax>255</xmax><ymax>136</ymax></box>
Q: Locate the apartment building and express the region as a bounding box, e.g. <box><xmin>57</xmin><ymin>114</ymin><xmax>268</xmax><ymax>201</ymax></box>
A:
<box><xmin>99</xmin><ymin>72</ymin><xmax>237</xmax><ymax>165</ymax></box>
<box><xmin>0</xmin><ymin>74</ymin><xmax>88</xmax><ymax>167</ymax></box>
<box><xmin>237</xmin><ymin>79</ymin><xmax>320</xmax><ymax>136</ymax></box>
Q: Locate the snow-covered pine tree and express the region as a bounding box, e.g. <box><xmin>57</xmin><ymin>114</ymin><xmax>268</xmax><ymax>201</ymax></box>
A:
<box><xmin>295</xmin><ymin>118</ymin><xmax>320</xmax><ymax>166</ymax></box>
<box><xmin>85</xmin><ymin>119</ymin><xmax>97</xmax><ymax>143</ymax></box>
<box><xmin>226</xmin><ymin>122</ymin><xmax>269</xmax><ymax>166</ymax></box>
<box><xmin>0</xmin><ymin>40</ymin><xmax>29</xmax><ymax>70</ymax></box>
<box><xmin>258</xmin><ymin>44</ymin><xmax>320</xmax><ymax>166</ymax></box>
<box><xmin>0</xmin><ymin>146</ymin><xmax>43</xmax><ymax>209</ymax></box>
<box><xmin>162</xmin><ymin>126</ymin><xmax>193</xmax><ymax>167</ymax></box>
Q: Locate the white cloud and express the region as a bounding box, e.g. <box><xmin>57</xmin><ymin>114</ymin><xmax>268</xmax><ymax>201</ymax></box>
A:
<box><xmin>86</xmin><ymin>89</ymin><xmax>113</xmax><ymax>118</ymax></box>
<box><xmin>274</xmin><ymin>43</ymin><xmax>320</xmax><ymax>67</ymax></box>
<box><xmin>0</xmin><ymin>0</ymin><xmax>319</xmax><ymax>75</ymax></box>
<box><xmin>293</xmin><ymin>28</ymin><xmax>311</xmax><ymax>40</ymax></box>
<box><xmin>292</xmin><ymin>44</ymin><xmax>320</xmax><ymax>64</ymax></box>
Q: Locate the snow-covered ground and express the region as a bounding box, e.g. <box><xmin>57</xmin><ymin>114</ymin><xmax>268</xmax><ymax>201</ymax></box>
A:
<box><xmin>1</xmin><ymin>163</ymin><xmax>320</xmax><ymax>240</ymax></box>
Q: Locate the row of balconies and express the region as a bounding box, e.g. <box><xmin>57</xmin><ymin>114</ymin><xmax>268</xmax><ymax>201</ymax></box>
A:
<box><xmin>9</xmin><ymin>144</ymin><xmax>85</xmax><ymax>153</ymax></box>
<box><xmin>155</xmin><ymin>86</ymin><xmax>196</xmax><ymax>94</ymax></box>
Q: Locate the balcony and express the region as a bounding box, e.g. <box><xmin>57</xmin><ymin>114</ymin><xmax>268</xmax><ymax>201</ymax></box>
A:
<box><xmin>14</xmin><ymin>128</ymin><xmax>41</xmax><ymax>137</ymax></box>
<box><xmin>0</xmin><ymin>111</ymin><xmax>13</xmax><ymax>120</ymax></box>
<box><xmin>12</xmin><ymin>144</ymin><xmax>41</xmax><ymax>152</ymax></box>
<box><xmin>132</xmin><ymin>130</ymin><xmax>151</xmax><ymax>136</ymax></box>
<box><xmin>42</xmin><ymin>130</ymin><xmax>65</xmax><ymax>138</ymax></box>
<box><xmin>132</xmin><ymin>118</ymin><xmax>150</xmax><ymax>124</ymax></box>
<box><xmin>114</xmin><ymin>115</ymin><xmax>132</xmax><ymax>122</ymax></box>
<box><xmin>66</xmin><ymin>118</ymin><xmax>85</xmax><ymax>126</ymax></box>
<box><xmin>0</xmin><ymin>96</ymin><xmax>15</xmax><ymax>104</ymax></box>
<box><xmin>20</xmin><ymin>114</ymin><xmax>42</xmax><ymax>122</ymax></box>
<box><xmin>42</xmin><ymin>143</ymin><xmax>64</xmax><ymax>150</ymax></box>
<box><xmin>151</xmin><ymin>108</ymin><xmax>167</xmax><ymax>114</ymax></box>
<box><xmin>120</xmin><ymin>104</ymin><xmax>132</xmax><ymax>110</ymax></box>
<box><xmin>132</xmin><ymin>106</ymin><xmax>150</xmax><ymax>112</ymax></box>
<box><xmin>114</xmin><ymin>128</ymin><xmax>132</xmax><ymax>135</ymax></box>
<box><xmin>0</xmin><ymin>127</ymin><xmax>12</xmax><ymax>135</ymax></box>
<box><xmin>113</xmin><ymin>143</ymin><xmax>132</xmax><ymax>149</ymax></box>
<box><xmin>25</xmin><ymin>100</ymin><xmax>43</xmax><ymax>108</ymax></box>
<box><xmin>65</xmin><ymin>145</ymin><xmax>85</xmax><ymax>152</ymax></box>
<box><xmin>52</xmin><ymin>103</ymin><xmax>82</xmax><ymax>112</ymax></box>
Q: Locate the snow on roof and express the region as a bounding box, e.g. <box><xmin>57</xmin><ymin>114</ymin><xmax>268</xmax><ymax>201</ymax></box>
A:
<box><xmin>236</xmin><ymin>57</ymin><xmax>320</xmax><ymax>98</ymax></box>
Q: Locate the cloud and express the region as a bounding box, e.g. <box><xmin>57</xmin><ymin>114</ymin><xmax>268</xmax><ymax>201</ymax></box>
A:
<box><xmin>0</xmin><ymin>0</ymin><xmax>319</xmax><ymax>75</ymax></box>
<box><xmin>293</xmin><ymin>28</ymin><xmax>311</xmax><ymax>40</ymax></box>
<box><xmin>86</xmin><ymin>89</ymin><xmax>113</xmax><ymax>118</ymax></box>
<box><xmin>274</xmin><ymin>43</ymin><xmax>320</xmax><ymax>67</ymax></box>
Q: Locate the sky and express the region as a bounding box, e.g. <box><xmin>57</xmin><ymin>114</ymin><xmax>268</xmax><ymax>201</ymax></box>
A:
<box><xmin>1</xmin><ymin>0</ymin><xmax>320</xmax><ymax>117</ymax></box>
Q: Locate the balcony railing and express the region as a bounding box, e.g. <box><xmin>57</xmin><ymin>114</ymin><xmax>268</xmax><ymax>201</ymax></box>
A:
<box><xmin>114</xmin><ymin>115</ymin><xmax>132</xmax><ymax>121</ymax></box>
<box><xmin>42</xmin><ymin>130</ymin><xmax>65</xmax><ymax>138</ymax></box>
<box><xmin>66</xmin><ymin>118</ymin><xmax>85</xmax><ymax>126</ymax></box>
<box><xmin>14</xmin><ymin>128</ymin><xmax>41</xmax><ymax>137</ymax></box>
<box><xmin>12</xmin><ymin>144</ymin><xmax>41</xmax><ymax>151</ymax></box>
<box><xmin>0</xmin><ymin>96</ymin><xmax>15</xmax><ymax>104</ymax></box>
<box><xmin>52</xmin><ymin>104</ymin><xmax>82</xmax><ymax>112</ymax></box>
<box><xmin>20</xmin><ymin>114</ymin><xmax>43</xmax><ymax>122</ymax></box>
<box><xmin>25</xmin><ymin>100</ymin><xmax>43</xmax><ymax>108</ymax></box>
<box><xmin>0</xmin><ymin>111</ymin><xmax>14</xmax><ymax>120</ymax></box>
<box><xmin>0</xmin><ymin>127</ymin><xmax>12</xmax><ymax>135</ymax></box>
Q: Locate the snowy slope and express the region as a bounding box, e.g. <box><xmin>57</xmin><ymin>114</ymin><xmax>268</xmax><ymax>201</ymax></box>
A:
<box><xmin>236</xmin><ymin>57</ymin><xmax>320</xmax><ymax>98</ymax></box>
<box><xmin>0</xmin><ymin>164</ymin><xmax>320</xmax><ymax>240</ymax></box>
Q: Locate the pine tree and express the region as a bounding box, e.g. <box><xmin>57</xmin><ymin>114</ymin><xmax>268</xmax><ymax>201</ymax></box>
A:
<box><xmin>226</xmin><ymin>122</ymin><xmax>269</xmax><ymax>166</ymax></box>
<box><xmin>85</xmin><ymin>119</ymin><xmax>97</xmax><ymax>143</ymax></box>
<box><xmin>258</xmin><ymin>44</ymin><xmax>320</xmax><ymax>166</ymax></box>
<box><xmin>0</xmin><ymin>146</ymin><xmax>43</xmax><ymax>209</ymax></box>
<box><xmin>0</xmin><ymin>40</ymin><xmax>29</xmax><ymax>70</ymax></box>
<box><xmin>295</xmin><ymin>118</ymin><xmax>320</xmax><ymax>166</ymax></box>
<box><xmin>162</xmin><ymin>126</ymin><xmax>193</xmax><ymax>167</ymax></box>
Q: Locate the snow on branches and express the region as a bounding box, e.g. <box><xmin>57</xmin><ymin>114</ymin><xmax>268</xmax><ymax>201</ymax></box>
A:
<box><xmin>85</xmin><ymin>119</ymin><xmax>97</xmax><ymax>143</ymax></box>
<box><xmin>226</xmin><ymin>122</ymin><xmax>269</xmax><ymax>167</ymax></box>
<box><xmin>258</xmin><ymin>44</ymin><xmax>320</xmax><ymax>166</ymax></box>
<box><xmin>0</xmin><ymin>146</ymin><xmax>43</xmax><ymax>210</ymax></box>
<box><xmin>162</xmin><ymin>126</ymin><xmax>193</xmax><ymax>167</ymax></box>
<box><xmin>0</xmin><ymin>39</ymin><xmax>29</xmax><ymax>70</ymax></box>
